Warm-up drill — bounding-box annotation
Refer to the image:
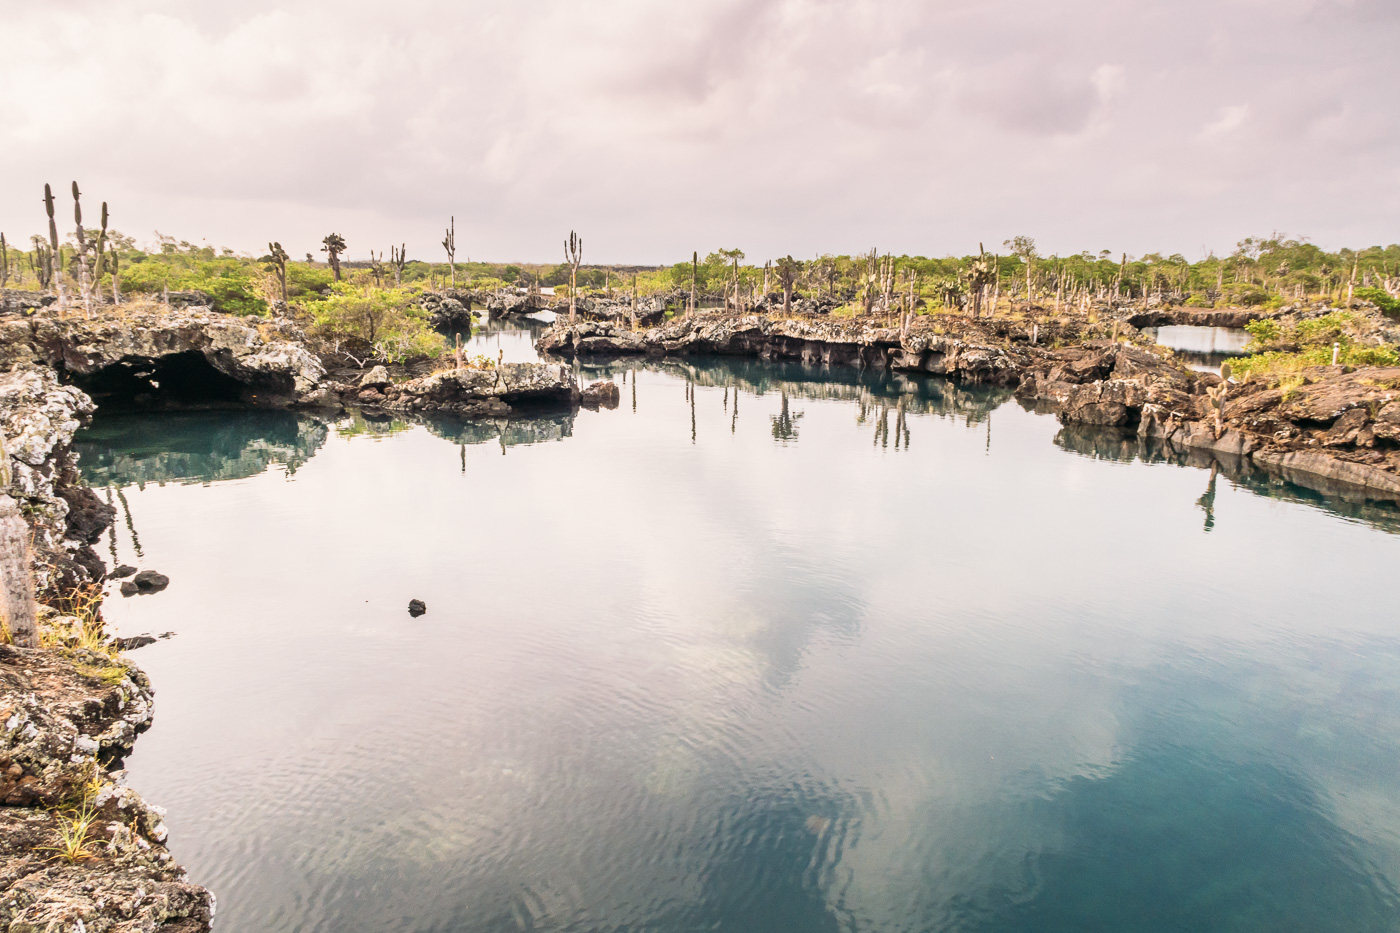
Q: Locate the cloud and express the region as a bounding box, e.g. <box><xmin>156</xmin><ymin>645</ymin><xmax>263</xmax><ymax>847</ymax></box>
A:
<box><xmin>0</xmin><ymin>0</ymin><xmax>1396</xmax><ymax>263</ymax></box>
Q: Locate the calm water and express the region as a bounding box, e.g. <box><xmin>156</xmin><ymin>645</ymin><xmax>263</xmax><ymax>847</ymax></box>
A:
<box><xmin>1146</xmin><ymin>325</ymin><xmax>1252</xmax><ymax>374</ymax></box>
<box><xmin>74</xmin><ymin>324</ymin><xmax>1400</xmax><ymax>933</ymax></box>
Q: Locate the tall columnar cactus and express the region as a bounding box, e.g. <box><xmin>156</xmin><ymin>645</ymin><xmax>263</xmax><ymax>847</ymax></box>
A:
<box><xmin>390</xmin><ymin>244</ymin><xmax>406</xmax><ymax>286</ymax></box>
<box><xmin>565</xmin><ymin>230</ymin><xmax>582</xmax><ymax>322</ymax></box>
<box><xmin>43</xmin><ymin>183</ymin><xmax>66</xmax><ymax>310</ymax></box>
<box><xmin>108</xmin><ymin>240</ymin><xmax>122</xmax><ymax>304</ymax></box>
<box><xmin>269</xmin><ymin>241</ymin><xmax>289</xmax><ymax>305</ymax></box>
<box><xmin>0</xmin><ymin>233</ymin><xmax>8</xmax><ymax>289</ymax></box>
<box><xmin>69</xmin><ymin>183</ymin><xmax>107</xmax><ymax>315</ymax></box>
<box><xmin>442</xmin><ymin>217</ymin><xmax>456</xmax><ymax>289</ymax></box>
<box><xmin>689</xmin><ymin>251</ymin><xmax>698</xmax><ymax>316</ymax></box>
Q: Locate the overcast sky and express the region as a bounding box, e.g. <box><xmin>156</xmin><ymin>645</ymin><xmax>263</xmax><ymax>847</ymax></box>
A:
<box><xmin>3</xmin><ymin>0</ymin><xmax>1397</xmax><ymax>265</ymax></box>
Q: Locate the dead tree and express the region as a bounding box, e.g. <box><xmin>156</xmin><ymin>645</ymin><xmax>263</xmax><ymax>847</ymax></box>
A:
<box><xmin>565</xmin><ymin>230</ymin><xmax>582</xmax><ymax>322</ymax></box>
<box><xmin>0</xmin><ymin>234</ymin><xmax>8</xmax><ymax>288</ymax></box>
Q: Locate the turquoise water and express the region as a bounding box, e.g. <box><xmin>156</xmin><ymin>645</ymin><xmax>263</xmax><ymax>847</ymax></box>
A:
<box><xmin>76</xmin><ymin>327</ymin><xmax>1400</xmax><ymax>932</ymax></box>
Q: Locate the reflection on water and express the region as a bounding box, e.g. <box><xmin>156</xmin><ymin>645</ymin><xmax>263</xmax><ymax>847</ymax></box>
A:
<box><xmin>73</xmin><ymin>410</ymin><xmax>328</xmax><ymax>487</ymax></box>
<box><xmin>1145</xmin><ymin>325</ymin><xmax>1252</xmax><ymax>374</ymax></box>
<box><xmin>75</xmin><ymin>329</ymin><xmax>1400</xmax><ymax>933</ymax></box>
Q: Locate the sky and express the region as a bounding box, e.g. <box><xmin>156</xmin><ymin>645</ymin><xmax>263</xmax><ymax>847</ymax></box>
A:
<box><xmin>2</xmin><ymin>0</ymin><xmax>1398</xmax><ymax>265</ymax></box>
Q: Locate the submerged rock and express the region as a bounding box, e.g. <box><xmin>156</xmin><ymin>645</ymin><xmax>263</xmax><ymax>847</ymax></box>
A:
<box><xmin>408</xmin><ymin>599</ymin><xmax>427</xmax><ymax>617</ymax></box>
<box><xmin>110</xmin><ymin>564</ymin><xmax>137</xmax><ymax>579</ymax></box>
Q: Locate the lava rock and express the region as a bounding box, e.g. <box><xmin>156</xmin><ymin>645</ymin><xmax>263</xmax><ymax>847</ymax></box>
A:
<box><xmin>408</xmin><ymin>599</ymin><xmax>427</xmax><ymax>617</ymax></box>
<box><xmin>580</xmin><ymin>380</ymin><xmax>621</xmax><ymax>409</ymax></box>
<box><xmin>110</xmin><ymin>564</ymin><xmax>137</xmax><ymax>579</ymax></box>
<box><xmin>119</xmin><ymin>582</ymin><xmax>138</xmax><ymax>597</ymax></box>
<box><xmin>359</xmin><ymin>365</ymin><xmax>392</xmax><ymax>389</ymax></box>
<box><xmin>132</xmin><ymin>570</ymin><xmax>170</xmax><ymax>592</ymax></box>
<box><xmin>114</xmin><ymin>635</ymin><xmax>158</xmax><ymax>651</ymax></box>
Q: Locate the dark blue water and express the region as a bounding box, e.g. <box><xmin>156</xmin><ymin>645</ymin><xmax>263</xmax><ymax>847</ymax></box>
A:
<box><xmin>76</xmin><ymin>326</ymin><xmax>1400</xmax><ymax>932</ymax></box>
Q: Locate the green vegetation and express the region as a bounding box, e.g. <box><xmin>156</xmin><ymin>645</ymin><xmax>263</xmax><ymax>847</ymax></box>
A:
<box><xmin>305</xmin><ymin>284</ymin><xmax>445</xmax><ymax>363</ymax></box>
<box><xmin>1234</xmin><ymin>312</ymin><xmax>1400</xmax><ymax>382</ymax></box>
<box><xmin>2</xmin><ymin>184</ymin><xmax>1396</xmax><ymax>332</ymax></box>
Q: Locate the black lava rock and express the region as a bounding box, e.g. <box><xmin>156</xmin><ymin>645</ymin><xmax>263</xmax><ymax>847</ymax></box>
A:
<box><xmin>110</xmin><ymin>564</ymin><xmax>138</xmax><ymax>579</ymax></box>
<box><xmin>132</xmin><ymin>570</ymin><xmax>170</xmax><ymax>592</ymax></box>
<box><xmin>408</xmin><ymin>599</ymin><xmax>427</xmax><ymax>617</ymax></box>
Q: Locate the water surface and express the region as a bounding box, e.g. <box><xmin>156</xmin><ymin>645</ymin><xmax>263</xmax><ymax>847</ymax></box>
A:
<box><xmin>79</xmin><ymin>326</ymin><xmax>1400</xmax><ymax>933</ymax></box>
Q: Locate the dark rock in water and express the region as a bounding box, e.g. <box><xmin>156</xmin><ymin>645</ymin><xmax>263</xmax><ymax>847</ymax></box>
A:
<box><xmin>110</xmin><ymin>564</ymin><xmax>137</xmax><ymax>579</ymax></box>
<box><xmin>580</xmin><ymin>380</ymin><xmax>621</xmax><ymax>409</ymax></box>
<box><xmin>114</xmin><ymin>635</ymin><xmax>159</xmax><ymax>651</ymax></box>
<box><xmin>132</xmin><ymin>570</ymin><xmax>170</xmax><ymax>592</ymax></box>
<box><xmin>119</xmin><ymin>582</ymin><xmax>138</xmax><ymax>597</ymax></box>
<box><xmin>408</xmin><ymin>599</ymin><xmax>427</xmax><ymax>617</ymax></box>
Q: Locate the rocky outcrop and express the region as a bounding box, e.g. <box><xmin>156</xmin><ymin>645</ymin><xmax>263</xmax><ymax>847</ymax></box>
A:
<box><xmin>418</xmin><ymin>290</ymin><xmax>477</xmax><ymax>329</ymax></box>
<box><xmin>0</xmin><ymin>644</ymin><xmax>213</xmax><ymax>931</ymax></box>
<box><xmin>485</xmin><ymin>291</ymin><xmax>538</xmax><ymax>317</ymax></box>
<box><xmin>537</xmin><ymin>316</ymin><xmax>1023</xmax><ymax>385</ymax></box>
<box><xmin>543</xmin><ymin>311</ymin><xmax>1400</xmax><ymax>501</ymax></box>
<box><xmin>580</xmin><ymin>380</ymin><xmax>620</xmax><ymax>409</ymax></box>
<box><xmin>572</xmin><ymin>295</ymin><xmax>669</xmax><ymax>327</ymax></box>
<box><xmin>368</xmin><ymin>363</ymin><xmax>580</xmax><ymax>416</ymax></box>
<box><xmin>0</xmin><ymin>368</ymin><xmax>111</xmax><ymax>593</ymax></box>
<box><xmin>0</xmin><ymin>309</ymin><xmax>325</xmax><ymax>408</ymax></box>
<box><xmin>1127</xmin><ymin>308</ymin><xmax>1262</xmax><ymax>329</ymax></box>
<box><xmin>0</xmin><ymin>290</ymin><xmax>55</xmax><ymax>317</ymax></box>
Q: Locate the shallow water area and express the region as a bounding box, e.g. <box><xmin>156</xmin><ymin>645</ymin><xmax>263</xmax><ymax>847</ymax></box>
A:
<box><xmin>1145</xmin><ymin>324</ymin><xmax>1251</xmax><ymax>373</ymax></box>
<box><xmin>77</xmin><ymin>322</ymin><xmax>1400</xmax><ymax>933</ymax></box>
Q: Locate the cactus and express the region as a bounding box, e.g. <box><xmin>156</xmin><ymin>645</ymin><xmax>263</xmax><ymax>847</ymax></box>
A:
<box><xmin>564</xmin><ymin>230</ymin><xmax>582</xmax><ymax>322</ymax></box>
<box><xmin>43</xmin><ymin>183</ymin><xmax>67</xmax><ymax>310</ymax></box>
<box><xmin>961</xmin><ymin>244</ymin><xmax>998</xmax><ymax>318</ymax></box>
<box><xmin>774</xmin><ymin>255</ymin><xmax>800</xmax><ymax>315</ymax></box>
<box><xmin>689</xmin><ymin>251</ymin><xmax>698</xmax><ymax>316</ymax></box>
<box><xmin>0</xmin><ymin>233</ymin><xmax>8</xmax><ymax>289</ymax></box>
<box><xmin>69</xmin><ymin>182</ymin><xmax>108</xmax><ymax>314</ymax></box>
<box><xmin>368</xmin><ymin>249</ymin><xmax>385</xmax><ymax>287</ymax></box>
<box><xmin>108</xmin><ymin>240</ymin><xmax>121</xmax><ymax>304</ymax></box>
<box><xmin>442</xmin><ymin>217</ymin><xmax>456</xmax><ymax>289</ymax></box>
<box><xmin>390</xmin><ymin>244</ymin><xmax>406</xmax><ymax>285</ymax></box>
<box><xmin>269</xmin><ymin>242</ymin><xmax>289</xmax><ymax>304</ymax></box>
<box><xmin>1206</xmin><ymin>361</ymin><xmax>1232</xmax><ymax>438</ymax></box>
<box><xmin>321</xmin><ymin>233</ymin><xmax>346</xmax><ymax>281</ymax></box>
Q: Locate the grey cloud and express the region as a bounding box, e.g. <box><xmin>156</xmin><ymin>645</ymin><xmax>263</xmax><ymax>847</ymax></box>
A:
<box><xmin>1</xmin><ymin>0</ymin><xmax>1396</xmax><ymax>264</ymax></box>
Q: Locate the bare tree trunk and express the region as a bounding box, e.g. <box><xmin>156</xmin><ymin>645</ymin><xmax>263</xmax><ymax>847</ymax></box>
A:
<box><xmin>0</xmin><ymin>491</ymin><xmax>38</xmax><ymax>649</ymax></box>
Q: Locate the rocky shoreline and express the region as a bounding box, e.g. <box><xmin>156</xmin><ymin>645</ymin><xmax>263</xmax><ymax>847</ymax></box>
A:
<box><xmin>535</xmin><ymin>312</ymin><xmax>1400</xmax><ymax>502</ymax></box>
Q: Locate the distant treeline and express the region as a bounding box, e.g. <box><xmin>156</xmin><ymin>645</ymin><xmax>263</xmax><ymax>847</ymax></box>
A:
<box><xmin>3</xmin><ymin>224</ymin><xmax>1398</xmax><ymax>320</ymax></box>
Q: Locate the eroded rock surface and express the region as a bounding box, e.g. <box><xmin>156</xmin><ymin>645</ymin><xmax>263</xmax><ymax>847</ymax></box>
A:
<box><xmin>0</xmin><ymin>646</ymin><xmax>213</xmax><ymax>932</ymax></box>
<box><xmin>375</xmin><ymin>363</ymin><xmax>580</xmax><ymax>416</ymax></box>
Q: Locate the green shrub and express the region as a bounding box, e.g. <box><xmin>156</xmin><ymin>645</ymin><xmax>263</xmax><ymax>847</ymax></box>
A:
<box><xmin>306</xmin><ymin>284</ymin><xmax>445</xmax><ymax>363</ymax></box>
<box><xmin>1184</xmin><ymin>294</ymin><xmax>1213</xmax><ymax>308</ymax></box>
<box><xmin>1355</xmin><ymin>287</ymin><xmax>1400</xmax><ymax>317</ymax></box>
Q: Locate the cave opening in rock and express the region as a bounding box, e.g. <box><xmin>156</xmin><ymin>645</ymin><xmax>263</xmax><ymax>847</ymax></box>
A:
<box><xmin>68</xmin><ymin>351</ymin><xmax>251</xmax><ymax>410</ymax></box>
